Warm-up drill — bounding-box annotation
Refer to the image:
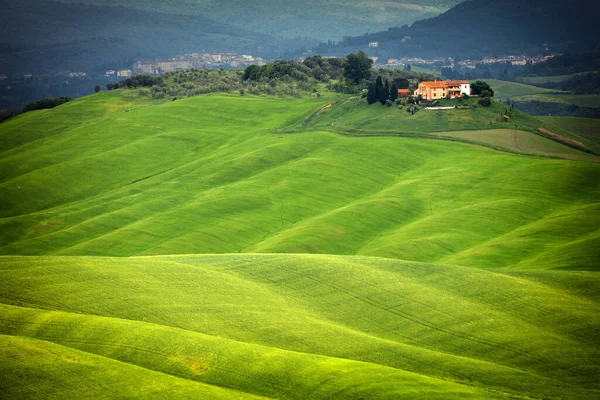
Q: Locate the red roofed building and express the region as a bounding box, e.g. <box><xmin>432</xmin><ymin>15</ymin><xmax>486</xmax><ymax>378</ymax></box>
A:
<box><xmin>414</xmin><ymin>80</ymin><xmax>470</xmax><ymax>100</ymax></box>
<box><xmin>397</xmin><ymin>89</ymin><xmax>412</xmax><ymax>98</ymax></box>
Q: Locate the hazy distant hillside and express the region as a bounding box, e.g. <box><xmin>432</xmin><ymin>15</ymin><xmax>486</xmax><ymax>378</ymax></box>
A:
<box><xmin>0</xmin><ymin>0</ymin><xmax>274</xmax><ymax>75</ymax></box>
<box><xmin>51</xmin><ymin>0</ymin><xmax>466</xmax><ymax>40</ymax></box>
<box><xmin>318</xmin><ymin>0</ymin><xmax>600</xmax><ymax>58</ymax></box>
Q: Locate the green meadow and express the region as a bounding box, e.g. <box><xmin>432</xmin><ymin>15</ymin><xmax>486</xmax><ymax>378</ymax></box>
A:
<box><xmin>1</xmin><ymin>254</ymin><xmax>599</xmax><ymax>399</ymax></box>
<box><xmin>0</xmin><ymin>89</ymin><xmax>599</xmax><ymax>398</ymax></box>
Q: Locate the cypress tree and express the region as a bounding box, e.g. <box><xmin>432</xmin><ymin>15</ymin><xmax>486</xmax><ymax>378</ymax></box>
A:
<box><xmin>379</xmin><ymin>79</ymin><xmax>390</xmax><ymax>105</ymax></box>
<box><xmin>390</xmin><ymin>81</ymin><xmax>399</xmax><ymax>102</ymax></box>
<box><xmin>367</xmin><ymin>84</ymin><xmax>378</xmax><ymax>104</ymax></box>
<box><xmin>375</xmin><ymin>76</ymin><xmax>383</xmax><ymax>100</ymax></box>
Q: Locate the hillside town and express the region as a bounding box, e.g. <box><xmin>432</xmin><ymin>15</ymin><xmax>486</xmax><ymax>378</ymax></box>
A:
<box><xmin>130</xmin><ymin>52</ymin><xmax>267</xmax><ymax>76</ymax></box>
<box><xmin>382</xmin><ymin>54</ymin><xmax>554</xmax><ymax>69</ymax></box>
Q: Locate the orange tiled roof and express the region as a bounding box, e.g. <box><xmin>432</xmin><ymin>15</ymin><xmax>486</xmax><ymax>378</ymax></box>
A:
<box><xmin>397</xmin><ymin>89</ymin><xmax>412</xmax><ymax>93</ymax></box>
<box><xmin>421</xmin><ymin>80</ymin><xmax>470</xmax><ymax>88</ymax></box>
<box><xmin>448</xmin><ymin>80</ymin><xmax>470</xmax><ymax>85</ymax></box>
<box><xmin>421</xmin><ymin>81</ymin><xmax>448</xmax><ymax>88</ymax></box>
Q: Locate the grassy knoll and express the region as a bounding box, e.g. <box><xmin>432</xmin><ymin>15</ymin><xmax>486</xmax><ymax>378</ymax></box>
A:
<box><xmin>0</xmin><ymin>254</ymin><xmax>599</xmax><ymax>399</ymax></box>
<box><xmin>304</xmin><ymin>94</ymin><xmax>600</xmax><ymax>154</ymax></box>
<box><xmin>0</xmin><ymin>90</ymin><xmax>599</xmax><ymax>270</ymax></box>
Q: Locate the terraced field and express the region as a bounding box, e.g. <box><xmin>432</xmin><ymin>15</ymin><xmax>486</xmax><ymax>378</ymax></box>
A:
<box><xmin>1</xmin><ymin>90</ymin><xmax>599</xmax><ymax>398</ymax></box>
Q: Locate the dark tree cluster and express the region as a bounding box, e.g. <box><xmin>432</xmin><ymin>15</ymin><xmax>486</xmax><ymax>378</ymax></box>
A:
<box><xmin>342</xmin><ymin>51</ymin><xmax>373</xmax><ymax>84</ymax></box>
<box><xmin>471</xmin><ymin>81</ymin><xmax>494</xmax><ymax>97</ymax></box>
<box><xmin>106</xmin><ymin>74</ymin><xmax>163</xmax><ymax>90</ymax></box>
<box><xmin>23</xmin><ymin>96</ymin><xmax>72</xmax><ymax>112</ymax></box>
<box><xmin>243</xmin><ymin>56</ymin><xmax>344</xmax><ymax>83</ymax></box>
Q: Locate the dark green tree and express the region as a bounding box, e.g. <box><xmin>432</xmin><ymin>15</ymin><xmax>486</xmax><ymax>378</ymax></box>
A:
<box><xmin>471</xmin><ymin>80</ymin><xmax>494</xmax><ymax>97</ymax></box>
<box><xmin>379</xmin><ymin>79</ymin><xmax>390</xmax><ymax>105</ymax></box>
<box><xmin>94</xmin><ymin>84</ymin><xmax>101</xmax><ymax>93</ymax></box>
<box><xmin>393</xmin><ymin>77</ymin><xmax>410</xmax><ymax>89</ymax></box>
<box><xmin>242</xmin><ymin>64</ymin><xmax>262</xmax><ymax>81</ymax></box>
<box><xmin>390</xmin><ymin>81</ymin><xmax>399</xmax><ymax>102</ymax></box>
<box><xmin>375</xmin><ymin>76</ymin><xmax>383</xmax><ymax>101</ymax></box>
<box><xmin>367</xmin><ymin>84</ymin><xmax>378</xmax><ymax>104</ymax></box>
<box><xmin>343</xmin><ymin>51</ymin><xmax>373</xmax><ymax>84</ymax></box>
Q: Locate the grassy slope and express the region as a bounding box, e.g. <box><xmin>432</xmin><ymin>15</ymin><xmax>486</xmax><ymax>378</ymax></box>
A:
<box><xmin>485</xmin><ymin>79</ymin><xmax>600</xmax><ymax>108</ymax></box>
<box><xmin>0</xmin><ymin>335</ymin><xmax>267</xmax><ymax>399</ymax></box>
<box><xmin>0</xmin><ymin>254</ymin><xmax>599</xmax><ymax>399</ymax></box>
<box><xmin>539</xmin><ymin>116</ymin><xmax>600</xmax><ymax>145</ymax></box>
<box><xmin>429</xmin><ymin>129</ymin><xmax>599</xmax><ymax>162</ymax></box>
<box><xmin>483</xmin><ymin>79</ymin><xmax>564</xmax><ymax>99</ymax></box>
<box><xmin>0</xmin><ymin>91</ymin><xmax>599</xmax><ymax>270</ymax></box>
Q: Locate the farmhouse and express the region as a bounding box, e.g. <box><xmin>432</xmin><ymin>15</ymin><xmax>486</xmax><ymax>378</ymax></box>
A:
<box><xmin>397</xmin><ymin>89</ymin><xmax>412</xmax><ymax>98</ymax></box>
<box><xmin>414</xmin><ymin>80</ymin><xmax>470</xmax><ymax>100</ymax></box>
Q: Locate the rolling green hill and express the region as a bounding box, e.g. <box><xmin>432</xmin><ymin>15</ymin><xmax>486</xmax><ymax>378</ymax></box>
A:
<box><xmin>1</xmin><ymin>254</ymin><xmax>599</xmax><ymax>399</ymax></box>
<box><xmin>1</xmin><ymin>88</ymin><xmax>599</xmax><ymax>398</ymax></box>
<box><xmin>0</xmin><ymin>91</ymin><xmax>599</xmax><ymax>269</ymax></box>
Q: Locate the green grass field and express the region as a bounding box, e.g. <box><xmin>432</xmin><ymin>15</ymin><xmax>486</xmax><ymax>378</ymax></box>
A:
<box><xmin>429</xmin><ymin>128</ymin><xmax>599</xmax><ymax>162</ymax></box>
<box><xmin>0</xmin><ymin>89</ymin><xmax>599</xmax><ymax>398</ymax></box>
<box><xmin>1</xmin><ymin>254</ymin><xmax>599</xmax><ymax>399</ymax></box>
<box><xmin>1</xmin><ymin>92</ymin><xmax>599</xmax><ymax>268</ymax></box>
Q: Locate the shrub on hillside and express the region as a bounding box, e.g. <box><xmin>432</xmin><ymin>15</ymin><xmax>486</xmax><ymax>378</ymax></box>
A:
<box><xmin>478</xmin><ymin>97</ymin><xmax>492</xmax><ymax>107</ymax></box>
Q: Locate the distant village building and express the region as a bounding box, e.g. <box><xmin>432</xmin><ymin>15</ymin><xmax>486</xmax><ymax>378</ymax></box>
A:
<box><xmin>116</xmin><ymin>69</ymin><xmax>132</xmax><ymax>77</ymax></box>
<box><xmin>68</xmin><ymin>72</ymin><xmax>87</xmax><ymax>77</ymax></box>
<box><xmin>104</xmin><ymin>70</ymin><xmax>116</xmax><ymax>77</ymax></box>
<box><xmin>368</xmin><ymin>41</ymin><xmax>379</xmax><ymax>48</ymax></box>
<box><xmin>369</xmin><ymin>57</ymin><xmax>378</xmax><ymax>63</ymax></box>
<box><xmin>133</xmin><ymin>61</ymin><xmax>159</xmax><ymax>75</ymax></box>
<box><xmin>414</xmin><ymin>80</ymin><xmax>470</xmax><ymax>100</ymax></box>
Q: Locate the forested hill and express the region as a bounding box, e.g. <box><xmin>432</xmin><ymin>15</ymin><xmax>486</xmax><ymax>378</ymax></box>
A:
<box><xmin>316</xmin><ymin>0</ymin><xmax>600</xmax><ymax>58</ymax></box>
<box><xmin>50</xmin><ymin>0</ymin><xmax>466</xmax><ymax>41</ymax></box>
<box><xmin>0</xmin><ymin>0</ymin><xmax>275</xmax><ymax>75</ymax></box>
